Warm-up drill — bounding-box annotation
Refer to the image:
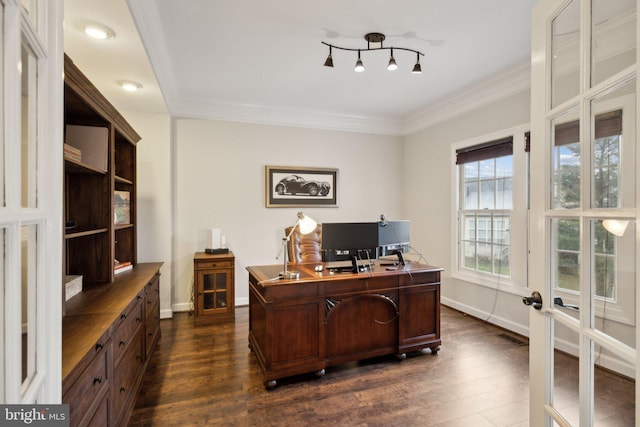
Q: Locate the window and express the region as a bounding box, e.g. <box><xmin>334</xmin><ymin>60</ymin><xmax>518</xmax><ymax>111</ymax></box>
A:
<box><xmin>452</xmin><ymin>126</ymin><xmax>528</xmax><ymax>289</ymax></box>
<box><xmin>457</xmin><ymin>138</ymin><xmax>513</xmax><ymax>278</ymax></box>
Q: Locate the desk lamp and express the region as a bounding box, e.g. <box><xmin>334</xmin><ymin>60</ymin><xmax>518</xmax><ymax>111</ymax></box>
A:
<box><xmin>277</xmin><ymin>211</ymin><xmax>317</xmax><ymax>279</ymax></box>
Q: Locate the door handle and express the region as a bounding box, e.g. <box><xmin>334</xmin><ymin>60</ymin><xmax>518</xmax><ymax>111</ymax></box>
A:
<box><xmin>522</xmin><ymin>291</ymin><xmax>543</xmax><ymax>310</ymax></box>
<box><xmin>554</xmin><ymin>297</ymin><xmax>579</xmax><ymax>310</ymax></box>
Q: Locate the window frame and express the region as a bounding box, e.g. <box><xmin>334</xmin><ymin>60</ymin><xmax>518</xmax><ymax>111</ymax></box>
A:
<box><xmin>451</xmin><ymin>124</ymin><xmax>529</xmax><ymax>293</ymax></box>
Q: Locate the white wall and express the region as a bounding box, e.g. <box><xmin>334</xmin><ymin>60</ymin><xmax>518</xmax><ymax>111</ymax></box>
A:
<box><xmin>174</xmin><ymin>119</ymin><xmax>403</xmax><ymax>309</ymax></box>
<box><xmin>122</xmin><ymin>110</ymin><xmax>173</xmax><ymax>318</ymax></box>
<box><xmin>403</xmin><ymin>89</ymin><xmax>532</xmax><ymax>335</ymax></box>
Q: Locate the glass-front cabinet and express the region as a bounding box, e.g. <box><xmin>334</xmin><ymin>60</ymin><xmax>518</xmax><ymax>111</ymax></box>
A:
<box><xmin>194</xmin><ymin>252</ymin><xmax>235</xmax><ymax>324</ymax></box>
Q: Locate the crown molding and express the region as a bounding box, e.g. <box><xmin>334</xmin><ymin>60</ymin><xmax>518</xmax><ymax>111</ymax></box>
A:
<box><xmin>127</xmin><ymin>0</ymin><xmax>177</xmax><ymax>108</ymax></box>
<box><xmin>402</xmin><ymin>59</ymin><xmax>531</xmax><ymax>135</ymax></box>
<box><xmin>169</xmin><ymin>97</ymin><xmax>404</xmax><ymax>135</ymax></box>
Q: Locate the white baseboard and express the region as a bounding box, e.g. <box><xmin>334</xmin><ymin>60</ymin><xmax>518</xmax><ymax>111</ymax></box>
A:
<box><xmin>441</xmin><ymin>296</ymin><xmax>529</xmax><ymax>337</ymax></box>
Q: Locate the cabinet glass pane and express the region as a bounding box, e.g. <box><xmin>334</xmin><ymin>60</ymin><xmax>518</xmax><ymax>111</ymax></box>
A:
<box><xmin>590</xmin><ymin>80</ymin><xmax>635</xmax><ymax>209</ymax></box>
<box><xmin>215</xmin><ymin>272</ymin><xmax>227</xmax><ymax>291</ymax></box>
<box><xmin>551</xmin><ymin>0</ymin><xmax>580</xmax><ymax>108</ymax></box>
<box><xmin>21</xmin><ymin>43</ymin><xmax>37</xmax><ymax>208</ymax></box>
<box><xmin>203</xmin><ymin>273</ymin><xmax>215</xmax><ymax>291</ymax></box>
<box><xmin>216</xmin><ymin>293</ymin><xmax>227</xmax><ymax>309</ymax></box>
<box><xmin>592</xmin><ymin>0</ymin><xmax>636</xmax><ymax>87</ymax></box>
<box><xmin>203</xmin><ymin>293</ymin><xmax>214</xmax><ymax>310</ymax></box>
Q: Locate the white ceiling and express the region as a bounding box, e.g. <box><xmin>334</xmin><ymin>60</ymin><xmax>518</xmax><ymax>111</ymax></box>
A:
<box><xmin>64</xmin><ymin>0</ymin><xmax>538</xmax><ymax>134</ymax></box>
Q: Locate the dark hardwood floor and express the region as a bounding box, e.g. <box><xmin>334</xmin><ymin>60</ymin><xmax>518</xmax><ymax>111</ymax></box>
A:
<box><xmin>129</xmin><ymin>305</ymin><xmax>634</xmax><ymax>426</ymax></box>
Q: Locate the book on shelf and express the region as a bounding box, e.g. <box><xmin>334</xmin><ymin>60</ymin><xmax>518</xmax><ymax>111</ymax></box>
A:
<box><xmin>63</xmin><ymin>143</ymin><xmax>82</xmax><ymax>162</ymax></box>
<box><xmin>114</xmin><ymin>190</ymin><xmax>131</xmax><ymax>224</ymax></box>
<box><xmin>114</xmin><ymin>260</ymin><xmax>133</xmax><ymax>274</ymax></box>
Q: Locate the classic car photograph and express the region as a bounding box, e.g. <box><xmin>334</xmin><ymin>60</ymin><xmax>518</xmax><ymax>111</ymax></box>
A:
<box><xmin>265</xmin><ymin>166</ymin><xmax>338</xmax><ymax>207</ymax></box>
<box><xmin>275</xmin><ymin>175</ymin><xmax>331</xmax><ymax>196</ymax></box>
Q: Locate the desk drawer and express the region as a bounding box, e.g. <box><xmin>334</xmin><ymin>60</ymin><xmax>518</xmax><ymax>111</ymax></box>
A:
<box><xmin>324</xmin><ymin>275</ymin><xmax>397</xmax><ymax>295</ymax></box>
<box><xmin>113</xmin><ymin>327</ymin><xmax>144</xmax><ymax>420</ymax></box>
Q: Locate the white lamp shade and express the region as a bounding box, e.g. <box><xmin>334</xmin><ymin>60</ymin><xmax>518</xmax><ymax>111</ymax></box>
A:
<box><xmin>602</xmin><ymin>219</ymin><xmax>629</xmax><ymax>237</ymax></box>
<box><xmin>297</xmin><ymin>212</ymin><xmax>317</xmax><ymax>234</ymax></box>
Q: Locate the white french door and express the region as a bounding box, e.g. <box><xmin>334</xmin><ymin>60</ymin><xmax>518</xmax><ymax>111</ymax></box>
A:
<box><xmin>530</xmin><ymin>0</ymin><xmax>639</xmax><ymax>425</ymax></box>
<box><xmin>1</xmin><ymin>0</ymin><xmax>63</xmax><ymax>403</ymax></box>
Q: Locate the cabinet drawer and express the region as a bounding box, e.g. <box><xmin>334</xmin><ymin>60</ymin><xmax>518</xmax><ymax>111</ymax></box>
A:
<box><xmin>146</xmin><ymin>299</ymin><xmax>160</xmax><ymax>357</ymax></box>
<box><xmin>63</xmin><ymin>341</ymin><xmax>109</xmax><ymax>427</ymax></box>
<box><xmin>113</xmin><ymin>297</ymin><xmax>144</xmax><ymax>364</ymax></box>
<box><xmin>195</xmin><ymin>260</ymin><xmax>233</xmax><ymax>270</ymax></box>
<box><xmin>113</xmin><ymin>327</ymin><xmax>144</xmax><ymax>420</ymax></box>
<box><xmin>146</xmin><ymin>275</ymin><xmax>160</xmax><ymax>305</ymax></box>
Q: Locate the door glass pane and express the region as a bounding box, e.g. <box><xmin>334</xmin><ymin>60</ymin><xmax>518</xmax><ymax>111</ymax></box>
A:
<box><xmin>553</xmin><ymin>321</ymin><xmax>579</xmax><ymax>425</ymax></box>
<box><xmin>590</xmin><ymin>80</ymin><xmax>635</xmax><ymax>209</ymax></box>
<box><xmin>551</xmin><ymin>0</ymin><xmax>580</xmax><ymax>108</ymax></box>
<box><xmin>552</xmin><ymin>218</ymin><xmax>580</xmax><ymax>293</ymax></box>
<box><xmin>21</xmin><ymin>224</ymin><xmax>37</xmax><ymax>386</ymax></box>
<box><xmin>552</xmin><ymin>107</ymin><xmax>581</xmax><ymax>209</ymax></box>
<box><xmin>593</xmin><ymin>351</ymin><xmax>635</xmax><ymax>424</ymax></box>
<box><xmin>592</xmin><ymin>0</ymin><xmax>636</xmax><ymax>87</ymax></box>
<box><xmin>591</xmin><ymin>219</ymin><xmax>635</xmax><ymax>339</ymax></box>
<box><xmin>21</xmin><ymin>43</ymin><xmax>37</xmax><ymax>208</ymax></box>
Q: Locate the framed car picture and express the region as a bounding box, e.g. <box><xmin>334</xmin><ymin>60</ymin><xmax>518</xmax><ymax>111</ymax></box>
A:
<box><xmin>265</xmin><ymin>165</ymin><xmax>338</xmax><ymax>207</ymax></box>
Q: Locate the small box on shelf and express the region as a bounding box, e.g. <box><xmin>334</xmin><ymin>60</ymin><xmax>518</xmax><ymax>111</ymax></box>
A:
<box><xmin>64</xmin><ymin>275</ymin><xmax>83</xmax><ymax>301</ymax></box>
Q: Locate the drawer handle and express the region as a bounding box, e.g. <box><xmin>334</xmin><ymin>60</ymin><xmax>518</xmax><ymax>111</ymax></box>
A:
<box><xmin>147</xmin><ymin>300</ymin><xmax>152</xmax><ymax>305</ymax></box>
<box><xmin>120</xmin><ymin>386</ymin><xmax>126</xmax><ymax>393</ymax></box>
<box><xmin>93</xmin><ymin>376</ymin><xmax>102</xmax><ymax>385</ymax></box>
<box><xmin>136</xmin><ymin>317</ymin><xmax>142</xmax><ymax>323</ymax></box>
<box><xmin>95</xmin><ymin>343</ymin><xmax>104</xmax><ymax>351</ymax></box>
<box><xmin>119</xmin><ymin>340</ymin><xmax>126</xmax><ymax>347</ymax></box>
<box><xmin>137</xmin><ymin>295</ymin><xmax>142</xmax><ymax>300</ymax></box>
<box><xmin>121</xmin><ymin>313</ymin><xmax>127</xmax><ymax>320</ymax></box>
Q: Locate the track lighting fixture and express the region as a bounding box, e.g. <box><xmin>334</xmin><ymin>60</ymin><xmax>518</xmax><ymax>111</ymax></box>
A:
<box><xmin>322</xmin><ymin>32</ymin><xmax>424</xmax><ymax>73</ymax></box>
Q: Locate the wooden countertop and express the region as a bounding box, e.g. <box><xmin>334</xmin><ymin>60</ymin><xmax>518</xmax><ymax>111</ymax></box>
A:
<box><xmin>62</xmin><ymin>262</ymin><xmax>163</xmax><ymax>381</ymax></box>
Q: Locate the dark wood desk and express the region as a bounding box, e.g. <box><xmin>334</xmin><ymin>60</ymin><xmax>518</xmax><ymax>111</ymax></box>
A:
<box><xmin>247</xmin><ymin>261</ymin><xmax>443</xmax><ymax>388</ymax></box>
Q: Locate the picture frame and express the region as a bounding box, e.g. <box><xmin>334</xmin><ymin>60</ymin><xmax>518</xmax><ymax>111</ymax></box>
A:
<box><xmin>265</xmin><ymin>165</ymin><xmax>338</xmax><ymax>208</ymax></box>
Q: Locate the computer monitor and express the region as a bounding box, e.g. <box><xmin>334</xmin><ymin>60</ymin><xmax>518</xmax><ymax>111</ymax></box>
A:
<box><xmin>321</xmin><ymin>222</ymin><xmax>378</xmax><ymax>262</ymax></box>
<box><xmin>377</xmin><ymin>220</ymin><xmax>410</xmax><ymax>256</ymax></box>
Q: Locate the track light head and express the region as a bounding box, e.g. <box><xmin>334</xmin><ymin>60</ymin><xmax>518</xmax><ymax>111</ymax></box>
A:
<box><xmin>412</xmin><ymin>53</ymin><xmax>422</xmax><ymax>74</ymax></box>
<box><xmin>354</xmin><ymin>50</ymin><xmax>365</xmax><ymax>72</ymax></box>
<box><xmin>387</xmin><ymin>48</ymin><xmax>398</xmax><ymax>71</ymax></box>
<box><xmin>324</xmin><ymin>45</ymin><xmax>333</xmax><ymax>67</ymax></box>
<box><xmin>324</xmin><ymin>55</ymin><xmax>333</xmax><ymax>67</ymax></box>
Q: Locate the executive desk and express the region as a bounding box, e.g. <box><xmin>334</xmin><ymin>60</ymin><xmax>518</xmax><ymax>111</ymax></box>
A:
<box><xmin>247</xmin><ymin>260</ymin><xmax>443</xmax><ymax>388</ymax></box>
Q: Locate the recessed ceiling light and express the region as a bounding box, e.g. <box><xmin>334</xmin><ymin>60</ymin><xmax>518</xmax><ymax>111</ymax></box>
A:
<box><xmin>117</xmin><ymin>80</ymin><xmax>143</xmax><ymax>92</ymax></box>
<box><xmin>83</xmin><ymin>22</ymin><xmax>115</xmax><ymax>40</ymax></box>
